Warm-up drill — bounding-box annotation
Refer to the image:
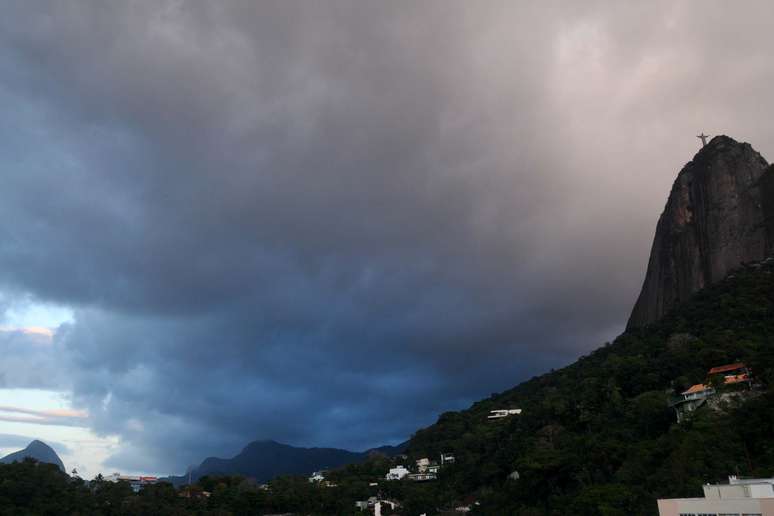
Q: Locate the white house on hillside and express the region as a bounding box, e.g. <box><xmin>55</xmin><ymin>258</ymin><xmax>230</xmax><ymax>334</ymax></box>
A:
<box><xmin>488</xmin><ymin>409</ymin><xmax>522</xmax><ymax>419</ymax></box>
<box><xmin>308</xmin><ymin>470</ymin><xmax>326</xmax><ymax>483</ymax></box>
<box><xmin>385</xmin><ymin>465</ymin><xmax>409</xmax><ymax>480</ymax></box>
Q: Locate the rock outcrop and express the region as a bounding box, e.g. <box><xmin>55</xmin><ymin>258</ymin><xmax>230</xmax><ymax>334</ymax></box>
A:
<box><xmin>0</xmin><ymin>440</ymin><xmax>66</xmax><ymax>472</ymax></box>
<box><xmin>628</xmin><ymin>135</ymin><xmax>774</xmax><ymax>328</ymax></box>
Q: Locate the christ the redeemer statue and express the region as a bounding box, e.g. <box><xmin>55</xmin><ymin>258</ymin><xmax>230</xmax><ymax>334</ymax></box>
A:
<box><xmin>697</xmin><ymin>133</ymin><xmax>709</xmax><ymax>147</ymax></box>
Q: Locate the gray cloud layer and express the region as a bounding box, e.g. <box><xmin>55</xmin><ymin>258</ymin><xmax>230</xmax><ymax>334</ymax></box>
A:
<box><xmin>0</xmin><ymin>321</ymin><xmax>66</xmax><ymax>390</ymax></box>
<box><xmin>1</xmin><ymin>1</ymin><xmax>774</xmax><ymax>473</ymax></box>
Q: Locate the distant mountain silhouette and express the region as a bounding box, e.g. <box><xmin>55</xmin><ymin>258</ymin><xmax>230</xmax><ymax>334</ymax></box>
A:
<box><xmin>168</xmin><ymin>439</ymin><xmax>406</xmax><ymax>485</ymax></box>
<box><xmin>0</xmin><ymin>440</ymin><xmax>66</xmax><ymax>472</ymax></box>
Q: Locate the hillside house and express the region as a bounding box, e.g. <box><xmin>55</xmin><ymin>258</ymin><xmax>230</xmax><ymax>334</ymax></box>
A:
<box><xmin>356</xmin><ymin>498</ymin><xmax>400</xmax><ymax>515</ymax></box>
<box><xmin>671</xmin><ymin>383</ymin><xmax>715</xmax><ymax>423</ymax></box>
<box><xmin>374</xmin><ymin>499</ymin><xmax>400</xmax><ymax>516</ymax></box>
<box><xmin>354</xmin><ymin>497</ymin><xmax>378</xmax><ymax>510</ymax></box>
<box><xmin>487</xmin><ymin>409</ymin><xmax>522</xmax><ymax>419</ymax></box>
<box><xmin>308</xmin><ymin>470</ymin><xmax>326</xmax><ymax>483</ymax></box>
<box><xmin>385</xmin><ymin>465</ymin><xmax>409</xmax><ymax>480</ymax></box>
<box><xmin>415</xmin><ymin>457</ymin><xmax>441</xmax><ymax>473</ymax></box>
<box><xmin>408</xmin><ymin>472</ymin><xmax>437</xmax><ymax>481</ymax></box>
<box><xmin>671</xmin><ymin>362</ymin><xmax>755</xmax><ymax>422</ymax></box>
<box><xmin>708</xmin><ymin>362</ymin><xmax>752</xmax><ymax>387</ymax></box>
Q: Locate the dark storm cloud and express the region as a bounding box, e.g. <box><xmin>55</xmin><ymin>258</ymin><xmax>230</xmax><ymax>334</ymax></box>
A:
<box><xmin>1</xmin><ymin>1</ymin><xmax>774</xmax><ymax>472</ymax></box>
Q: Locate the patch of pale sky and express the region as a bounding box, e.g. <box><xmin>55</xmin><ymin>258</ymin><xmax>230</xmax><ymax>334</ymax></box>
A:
<box><xmin>0</xmin><ymin>388</ymin><xmax>123</xmax><ymax>479</ymax></box>
<box><xmin>1</xmin><ymin>296</ymin><xmax>73</xmax><ymax>330</ymax></box>
<box><xmin>0</xmin><ymin>301</ymin><xmax>109</xmax><ymax>476</ymax></box>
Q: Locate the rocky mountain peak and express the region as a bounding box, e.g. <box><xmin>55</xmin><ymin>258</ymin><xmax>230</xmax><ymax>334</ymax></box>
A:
<box><xmin>627</xmin><ymin>135</ymin><xmax>774</xmax><ymax>328</ymax></box>
<box><xmin>0</xmin><ymin>440</ymin><xmax>66</xmax><ymax>472</ymax></box>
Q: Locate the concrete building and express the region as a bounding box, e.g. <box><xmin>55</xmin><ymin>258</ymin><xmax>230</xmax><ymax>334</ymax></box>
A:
<box><xmin>308</xmin><ymin>470</ymin><xmax>326</xmax><ymax>482</ymax></box>
<box><xmin>104</xmin><ymin>473</ymin><xmax>159</xmax><ymax>493</ymax></box>
<box><xmin>385</xmin><ymin>465</ymin><xmax>409</xmax><ymax>480</ymax></box>
<box><xmin>356</xmin><ymin>498</ymin><xmax>399</xmax><ymax>515</ymax></box>
<box><xmin>657</xmin><ymin>475</ymin><xmax>774</xmax><ymax>515</ymax></box>
<box><xmin>415</xmin><ymin>457</ymin><xmax>440</xmax><ymax>474</ymax></box>
<box><xmin>487</xmin><ymin>408</ymin><xmax>522</xmax><ymax>420</ymax></box>
<box><xmin>407</xmin><ymin>472</ymin><xmax>437</xmax><ymax>481</ymax></box>
<box><xmin>374</xmin><ymin>499</ymin><xmax>399</xmax><ymax>516</ymax></box>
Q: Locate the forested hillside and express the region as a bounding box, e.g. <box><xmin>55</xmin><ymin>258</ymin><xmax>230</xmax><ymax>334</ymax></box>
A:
<box><xmin>406</xmin><ymin>258</ymin><xmax>774</xmax><ymax>514</ymax></box>
<box><xmin>3</xmin><ymin>260</ymin><xmax>774</xmax><ymax>515</ymax></box>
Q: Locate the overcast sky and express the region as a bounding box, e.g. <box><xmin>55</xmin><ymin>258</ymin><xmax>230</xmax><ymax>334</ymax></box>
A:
<box><xmin>1</xmin><ymin>1</ymin><xmax>773</xmax><ymax>477</ymax></box>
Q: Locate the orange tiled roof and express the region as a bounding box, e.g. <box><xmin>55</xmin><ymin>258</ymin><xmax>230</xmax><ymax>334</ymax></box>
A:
<box><xmin>708</xmin><ymin>362</ymin><xmax>746</xmax><ymax>375</ymax></box>
<box><xmin>682</xmin><ymin>383</ymin><xmax>710</xmax><ymax>395</ymax></box>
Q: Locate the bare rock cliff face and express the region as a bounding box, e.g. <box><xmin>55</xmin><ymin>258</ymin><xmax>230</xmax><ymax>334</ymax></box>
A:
<box><xmin>628</xmin><ymin>135</ymin><xmax>774</xmax><ymax>329</ymax></box>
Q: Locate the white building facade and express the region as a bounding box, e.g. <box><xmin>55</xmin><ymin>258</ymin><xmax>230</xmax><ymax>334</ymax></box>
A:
<box><xmin>385</xmin><ymin>465</ymin><xmax>409</xmax><ymax>480</ymax></box>
<box><xmin>308</xmin><ymin>470</ymin><xmax>326</xmax><ymax>483</ymax></box>
<box><xmin>658</xmin><ymin>476</ymin><xmax>774</xmax><ymax>516</ymax></box>
<box><xmin>104</xmin><ymin>473</ymin><xmax>159</xmax><ymax>493</ymax></box>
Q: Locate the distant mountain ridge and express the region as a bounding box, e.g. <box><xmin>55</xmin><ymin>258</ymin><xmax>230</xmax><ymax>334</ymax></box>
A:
<box><xmin>628</xmin><ymin>135</ymin><xmax>774</xmax><ymax>328</ymax></box>
<box><xmin>168</xmin><ymin>439</ymin><xmax>406</xmax><ymax>485</ymax></box>
<box><xmin>0</xmin><ymin>440</ymin><xmax>65</xmax><ymax>472</ymax></box>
